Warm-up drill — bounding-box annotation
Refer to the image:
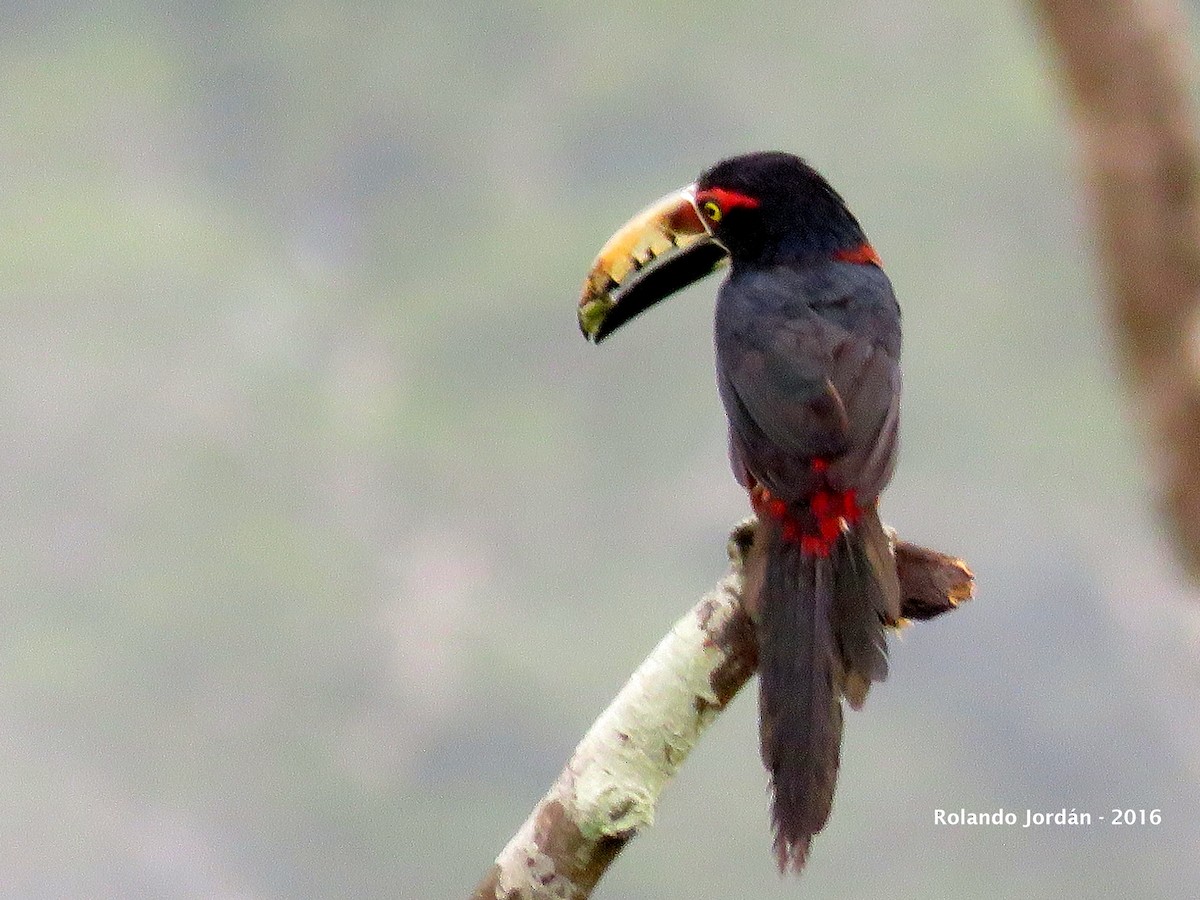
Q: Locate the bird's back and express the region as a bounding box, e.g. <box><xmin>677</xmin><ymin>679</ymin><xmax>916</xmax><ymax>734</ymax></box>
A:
<box><xmin>714</xmin><ymin>260</ymin><xmax>901</xmax><ymax>505</ymax></box>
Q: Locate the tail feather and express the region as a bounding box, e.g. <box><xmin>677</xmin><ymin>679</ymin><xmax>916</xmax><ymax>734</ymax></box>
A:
<box><xmin>833</xmin><ymin>506</ymin><xmax>898</xmax><ymax>709</ymax></box>
<box><xmin>757</xmin><ymin>523</ymin><xmax>842</xmax><ymax>873</ymax></box>
<box><xmin>756</xmin><ymin>506</ymin><xmax>900</xmax><ymax>873</ymax></box>
<box><xmin>856</xmin><ymin>504</ymin><xmax>901</xmax><ymax>625</ymax></box>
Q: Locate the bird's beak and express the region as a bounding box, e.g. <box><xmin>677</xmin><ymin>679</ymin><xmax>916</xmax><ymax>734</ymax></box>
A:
<box><xmin>578</xmin><ymin>184</ymin><xmax>729</xmax><ymax>343</ymax></box>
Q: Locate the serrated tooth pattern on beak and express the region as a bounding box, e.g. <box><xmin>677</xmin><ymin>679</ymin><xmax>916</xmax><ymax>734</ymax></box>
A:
<box><xmin>579</xmin><ymin>187</ymin><xmax>706</xmax><ymax>311</ymax></box>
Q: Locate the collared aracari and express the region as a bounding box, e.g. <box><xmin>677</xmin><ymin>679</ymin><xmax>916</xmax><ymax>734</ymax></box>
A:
<box><xmin>578</xmin><ymin>151</ymin><xmax>902</xmax><ymax>873</ymax></box>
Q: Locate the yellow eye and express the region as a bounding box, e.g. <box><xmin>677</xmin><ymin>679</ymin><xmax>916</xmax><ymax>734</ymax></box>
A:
<box><xmin>702</xmin><ymin>200</ymin><xmax>722</xmax><ymax>222</ymax></box>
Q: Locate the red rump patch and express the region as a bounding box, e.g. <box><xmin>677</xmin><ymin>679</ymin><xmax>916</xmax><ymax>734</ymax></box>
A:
<box><xmin>800</xmin><ymin>535</ymin><xmax>827</xmax><ymax>556</ymax></box>
<box><xmin>696</xmin><ymin>186</ymin><xmax>760</xmax><ymax>212</ymax></box>
<box><xmin>833</xmin><ymin>243</ymin><xmax>883</xmax><ymax>267</ymax></box>
<box><xmin>767</xmin><ymin>496</ymin><xmax>787</xmax><ymax>521</ymax></box>
<box><xmin>749</xmin><ymin>481</ymin><xmax>863</xmax><ymax>558</ymax></box>
<box><xmin>781</xmin><ymin>519</ymin><xmax>799</xmax><ymax>544</ymax></box>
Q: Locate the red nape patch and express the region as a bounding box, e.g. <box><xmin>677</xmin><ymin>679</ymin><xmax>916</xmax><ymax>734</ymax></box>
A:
<box><xmin>697</xmin><ymin>186</ymin><xmax>760</xmax><ymax>212</ymax></box>
<box><xmin>833</xmin><ymin>243</ymin><xmax>883</xmax><ymax>267</ymax></box>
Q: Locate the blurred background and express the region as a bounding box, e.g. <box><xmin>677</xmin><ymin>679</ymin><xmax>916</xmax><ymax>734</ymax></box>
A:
<box><xmin>4</xmin><ymin>2</ymin><xmax>1200</xmax><ymax>898</ymax></box>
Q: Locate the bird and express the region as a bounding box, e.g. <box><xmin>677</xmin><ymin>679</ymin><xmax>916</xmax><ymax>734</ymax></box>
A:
<box><xmin>577</xmin><ymin>151</ymin><xmax>902</xmax><ymax>873</ymax></box>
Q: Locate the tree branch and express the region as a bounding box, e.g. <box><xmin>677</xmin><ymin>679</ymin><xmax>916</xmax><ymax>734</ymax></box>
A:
<box><xmin>1029</xmin><ymin>0</ymin><xmax>1200</xmax><ymax>576</ymax></box>
<box><xmin>470</xmin><ymin>519</ymin><xmax>973</xmax><ymax>900</ymax></box>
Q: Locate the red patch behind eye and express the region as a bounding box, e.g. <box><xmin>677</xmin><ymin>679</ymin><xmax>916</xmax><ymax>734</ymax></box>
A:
<box><xmin>697</xmin><ymin>186</ymin><xmax>760</xmax><ymax>211</ymax></box>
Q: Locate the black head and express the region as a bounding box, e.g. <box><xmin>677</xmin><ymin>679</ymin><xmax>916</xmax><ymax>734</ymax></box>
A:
<box><xmin>579</xmin><ymin>151</ymin><xmax>874</xmax><ymax>342</ymax></box>
<box><xmin>695</xmin><ymin>151</ymin><xmax>867</xmax><ymax>267</ymax></box>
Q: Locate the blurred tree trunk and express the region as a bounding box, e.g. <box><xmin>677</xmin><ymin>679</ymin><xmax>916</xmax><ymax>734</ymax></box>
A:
<box><xmin>1030</xmin><ymin>0</ymin><xmax>1200</xmax><ymax>577</ymax></box>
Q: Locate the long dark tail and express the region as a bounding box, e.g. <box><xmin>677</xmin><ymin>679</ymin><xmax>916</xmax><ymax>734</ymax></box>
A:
<box><xmin>758</xmin><ymin>520</ymin><xmax>840</xmax><ymax>873</ymax></box>
<box><xmin>757</xmin><ymin>504</ymin><xmax>900</xmax><ymax>873</ymax></box>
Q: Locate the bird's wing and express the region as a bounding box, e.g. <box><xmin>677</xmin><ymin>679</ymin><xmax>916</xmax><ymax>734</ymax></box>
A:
<box><xmin>716</xmin><ymin>264</ymin><xmax>901</xmax><ymax>499</ymax></box>
<box><xmin>722</xmin><ymin>321</ymin><xmax>851</xmax><ymax>460</ymax></box>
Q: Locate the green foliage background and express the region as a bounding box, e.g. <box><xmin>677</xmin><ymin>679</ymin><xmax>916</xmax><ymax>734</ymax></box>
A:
<box><xmin>3</xmin><ymin>2</ymin><xmax>1200</xmax><ymax>898</ymax></box>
